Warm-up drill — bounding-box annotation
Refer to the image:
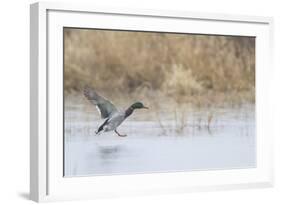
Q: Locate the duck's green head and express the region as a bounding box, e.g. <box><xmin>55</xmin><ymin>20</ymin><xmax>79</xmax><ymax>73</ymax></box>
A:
<box><xmin>131</xmin><ymin>102</ymin><xmax>149</xmax><ymax>109</ymax></box>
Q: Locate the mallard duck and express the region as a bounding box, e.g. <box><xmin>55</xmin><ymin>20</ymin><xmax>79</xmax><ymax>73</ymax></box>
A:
<box><xmin>84</xmin><ymin>86</ymin><xmax>148</xmax><ymax>137</ymax></box>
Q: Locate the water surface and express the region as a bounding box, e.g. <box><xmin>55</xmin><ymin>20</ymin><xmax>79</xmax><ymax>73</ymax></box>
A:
<box><xmin>64</xmin><ymin>104</ymin><xmax>255</xmax><ymax>177</ymax></box>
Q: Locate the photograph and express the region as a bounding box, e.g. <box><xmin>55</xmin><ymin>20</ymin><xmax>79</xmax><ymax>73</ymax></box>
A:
<box><xmin>63</xmin><ymin>28</ymin><xmax>256</xmax><ymax>177</ymax></box>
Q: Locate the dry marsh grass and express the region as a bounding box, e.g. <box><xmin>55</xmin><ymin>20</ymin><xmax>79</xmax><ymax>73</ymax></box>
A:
<box><xmin>64</xmin><ymin>28</ymin><xmax>255</xmax><ymax>106</ymax></box>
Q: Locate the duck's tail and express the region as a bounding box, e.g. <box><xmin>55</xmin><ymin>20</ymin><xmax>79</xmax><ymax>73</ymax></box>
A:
<box><xmin>95</xmin><ymin>127</ymin><xmax>103</xmax><ymax>135</ymax></box>
<box><xmin>95</xmin><ymin>118</ymin><xmax>109</xmax><ymax>135</ymax></box>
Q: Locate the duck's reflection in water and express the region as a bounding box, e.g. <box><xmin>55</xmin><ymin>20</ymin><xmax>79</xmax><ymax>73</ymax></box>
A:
<box><xmin>97</xmin><ymin>145</ymin><xmax>124</xmax><ymax>160</ymax></box>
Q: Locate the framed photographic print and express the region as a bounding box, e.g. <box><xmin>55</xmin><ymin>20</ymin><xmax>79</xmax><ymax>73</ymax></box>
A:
<box><xmin>30</xmin><ymin>2</ymin><xmax>274</xmax><ymax>202</ymax></box>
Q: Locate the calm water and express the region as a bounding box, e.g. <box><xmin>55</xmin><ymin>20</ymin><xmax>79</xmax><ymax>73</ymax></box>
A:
<box><xmin>64</xmin><ymin>104</ymin><xmax>256</xmax><ymax>177</ymax></box>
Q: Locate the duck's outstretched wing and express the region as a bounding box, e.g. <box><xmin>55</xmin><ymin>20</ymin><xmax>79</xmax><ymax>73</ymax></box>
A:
<box><xmin>84</xmin><ymin>86</ymin><xmax>118</xmax><ymax>119</ymax></box>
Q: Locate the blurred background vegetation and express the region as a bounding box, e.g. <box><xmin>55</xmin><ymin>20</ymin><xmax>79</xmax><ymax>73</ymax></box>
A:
<box><xmin>64</xmin><ymin>28</ymin><xmax>255</xmax><ymax>107</ymax></box>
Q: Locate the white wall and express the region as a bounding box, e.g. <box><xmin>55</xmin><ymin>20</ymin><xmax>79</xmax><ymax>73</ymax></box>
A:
<box><xmin>0</xmin><ymin>0</ymin><xmax>280</xmax><ymax>204</ymax></box>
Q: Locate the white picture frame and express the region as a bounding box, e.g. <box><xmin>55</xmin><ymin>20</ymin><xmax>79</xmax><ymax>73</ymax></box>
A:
<box><xmin>30</xmin><ymin>1</ymin><xmax>274</xmax><ymax>202</ymax></box>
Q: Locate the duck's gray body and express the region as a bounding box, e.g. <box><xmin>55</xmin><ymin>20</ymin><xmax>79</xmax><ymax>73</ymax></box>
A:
<box><xmin>102</xmin><ymin>112</ymin><xmax>126</xmax><ymax>132</ymax></box>
<box><xmin>84</xmin><ymin>86</ymin><xmax>147</xmax><ymax>137</ymax></box>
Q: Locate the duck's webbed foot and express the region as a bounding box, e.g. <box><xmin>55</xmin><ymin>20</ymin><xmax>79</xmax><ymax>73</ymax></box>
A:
<box><xmin>114</xmin><ymin>129</ymin><xmax>127</xmax><ymax>137</ymax></box>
